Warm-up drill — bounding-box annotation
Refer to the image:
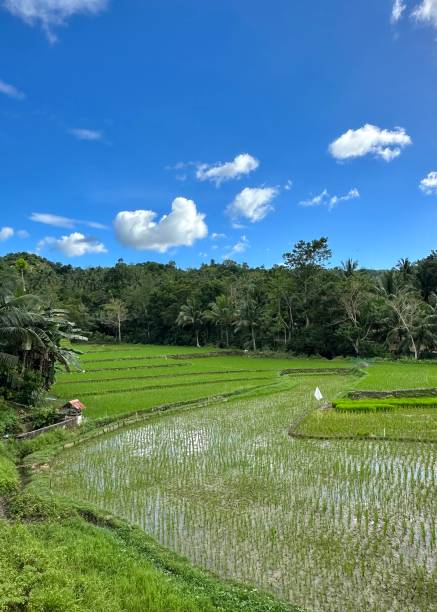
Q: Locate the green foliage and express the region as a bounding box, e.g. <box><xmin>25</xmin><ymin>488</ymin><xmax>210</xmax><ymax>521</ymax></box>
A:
<box><xmin>0</xmin><ymin>443</ymin><xmax>19</xmax><ymax>496</ymax></box>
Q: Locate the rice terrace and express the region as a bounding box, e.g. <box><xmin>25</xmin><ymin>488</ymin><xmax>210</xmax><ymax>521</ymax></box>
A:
<box><xmin>1</xmin><ymin>1</ymin><xmax>437</xmax><ymax>610</ymax></box>
<box><xmin>41</xmin><ymin>345</ymin><xmax>436</xmax><ymax>611</ymax></box>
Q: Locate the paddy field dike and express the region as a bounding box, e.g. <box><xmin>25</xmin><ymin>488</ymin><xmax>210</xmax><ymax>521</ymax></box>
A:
<box><xmin>38</xmin><ymin>344</ymin><xmax>437</xmax><ymax>611</ymax></box>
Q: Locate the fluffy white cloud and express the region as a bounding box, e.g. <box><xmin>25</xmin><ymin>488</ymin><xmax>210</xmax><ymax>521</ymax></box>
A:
<box><xmin>30</xmin><ymin>212</ymin><xmax>107</xmax><ymax>229</ymax></box>
<box><xmin>69</xmin><ymin>128</ymin><xmax>103</xmax><ymax>141</ymax></box>
<box><xmin>114</xmin><ymin>197</ymin><xmax>208</xmax><ymax>252</ymax></box>
<box><xmin>4</xmin><ymin>0</ymin><xmax>108</xmax><ymax>41</ymax></box>
<box><xmin>0</xmin><ymin>227</ymin><xmax>14</xmax><ymax>241</ymax></box>
<box><xmin>38</xmin><ymin>232</ymin><xmax>107</xmax><ymax>257</ymax></box>
<box><xmin>419</xmin><ymin>171</ymin><xmax>437</xmax><ymax>195</ymax></box>
<box><xmin>299</xmin><ymin>188</ymin><xmax>360</xmax><ymax>211</ymax></box>
<box><xmin>413</xmin><ymin>0</ymin><xmax>437</xmax><ymax>27</ymax></box>
<box><xmin>211</xmin><ymin>232</ymin><xmax>226</xmax><ymax>240</ymax></box>
<box><xmin>0</xmin><ymin>78</ymin><xmax>25</xmax><ymax>99</ymax></box>
<box><xmin>196</xmin><ymin>154</ymin><xmax>259</xmax><ymax>186</ymax></box>
<box><xmin>227</xmin><ymin>187</ymin><xmax>278</xmax><ymax>223</ymax></box>
<box><xmin>224</xmin><ymin>235</ymin><xmax>250</xmax><ymax>259</ymax></box>
<box><xmin>329</xmin><ymin>124</ymin><xmax>412</xmax><ymax>162</ymax></box>
<box><xmin>392</xmin><ymin>0</ymin><xmax>407</xmax><ymax>22</ymax></box>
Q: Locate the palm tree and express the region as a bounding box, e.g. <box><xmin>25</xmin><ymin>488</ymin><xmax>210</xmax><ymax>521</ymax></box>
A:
<box><xmin>176</xmin><ymin>298</ymin><xmax>203</xmax><ymax>347</ymax></box>
<box><xmin>0</xmin><ymin>289</ymin><xmax>85</xmax><ymax>395</ymax></box>
<box><xmin>203</xmin><ymin>294</ymin><xmax>234</xmax><ymax>347</ymax></box>
<box><xmin>396</xmin><ymin>258</ymin><xmax>414</xmax><ymax>284</ymax></box>
<box><xmin>341</xmin><ymin>258</ymin><xmax>359</xmax><ymax>277</ymax></box>
<box><xmin>234</xmin><ymin>290</ymin><xmax>261</xmax><ymax>351</ymax></box>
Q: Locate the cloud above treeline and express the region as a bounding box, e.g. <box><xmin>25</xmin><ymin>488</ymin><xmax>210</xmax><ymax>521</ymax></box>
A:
<box><xmin>392</xmin><ymin>0</ymin><xmax>437</xmax><ymax>27</ymax></box>
<box><xmin>69</xmin><ymin>128</ymin><xmax>104</xmax><ymax>141</ymax></box>
<box><xmin>196</xmin><ymin>153</ymin><xmax>259</xmax><ymax>186</ymax></box>
<box><xmin>3</xmin><ymin>0</ymin><xmax>109</xmax><ymax>41</ymax></box>
<box><xmin>226</xmin><ymin>187</ymin><xmax>278</xmax><ymax>223</ymax></box>
<box><xmin>299</xmin><ymin>188</ymin><xmax>360</xmax><ymax>211</ymax></box>
<box><xmin>329</xmin><ymin>124</ymin><xmax>412</xmax><ymax>162</ymax></box>
<box><xmin>0</xmin><ymin>227</ymin><xmax>29</xmax><ymax>241</ymax></box>
<box><xmin>30</xmin><ymin>212</ymin><xmax>107</xmax><ymax>229</ymax></box>
<box><xmin>419</xmin><ymin>171</ymin><xmax>437</xmax><ymax>195</ymax></box>
<box><xmin>0</xmin><ymin>78</ymin><xmax>25</xmax><ymax>100</ymax></box>
<box><xmin>38</xmin><ymin>232</ymin><xmax>107</xmax><ymax>256</ymax></box>
<box><xmin>114</xmin><ymin>197</ymin><xmax>208</xmax><ymax>252</ymax></box>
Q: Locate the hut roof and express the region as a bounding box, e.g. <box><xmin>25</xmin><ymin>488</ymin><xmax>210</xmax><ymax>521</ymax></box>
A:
<box><xmin>65</xmin><ymin>399</ymin><xmax>86</xmax><ymax>411</ymax></box>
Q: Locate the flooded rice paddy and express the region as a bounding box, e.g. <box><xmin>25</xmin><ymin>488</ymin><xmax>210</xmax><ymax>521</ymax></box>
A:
<box><xmin>52</xmin><ymin>376</ymin><xmax>437</xmax><ymax>611</ymax></box>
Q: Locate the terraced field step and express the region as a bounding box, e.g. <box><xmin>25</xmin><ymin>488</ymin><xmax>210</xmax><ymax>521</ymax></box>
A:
<box><xmin>280</xmin><ymin>367</ymin><xmax>356</xmax><ymax>376</ymax></box>
<box><xmin>79</xmin><ymin>363</ymin><xmax>190</xmax><ymax>374</ymax></box>
<box><xmin>58</xmin><ymin>368</ymin><xmax>275</xmax><ymax>385</ymax></box>
<box><xmin>81</xmin><ymin>350</ymin><xmax>241</xmax><ymax>363</ymax></box>
<box><xmin>77</xmin><ymin>375</ymin><xmax>273</xmax><ymax>397</ymax></box>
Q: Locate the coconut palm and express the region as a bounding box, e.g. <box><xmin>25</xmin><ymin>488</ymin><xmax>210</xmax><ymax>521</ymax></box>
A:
<box><xmin>176</xmin><ymin>298</ymin><xmax>203</xmax><ymax>347</ymax></box>
<box><xmin>0</xmin><ymin>289</ymin><xmax>85</xmax><ymax>392</ymax></box>
<box><xmin>233</xmin><ymin>289</ymin><xmax>262</xmax><ymax>351</ymax></box>
<box><xmin>341</xmin><ymin>258</ymin><xmax>359</xmax><ymax>277</ymax></box>
<box><xmin>203</xmin><ymin>294</ymin><xmax>234</xmax><ymax>347</ymax></box>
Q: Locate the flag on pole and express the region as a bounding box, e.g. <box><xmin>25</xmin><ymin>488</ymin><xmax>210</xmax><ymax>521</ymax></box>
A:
<box><xmin>314</xmin><ymin>387</ymin><xmax>323</xmax><ymax>401</ymax></box>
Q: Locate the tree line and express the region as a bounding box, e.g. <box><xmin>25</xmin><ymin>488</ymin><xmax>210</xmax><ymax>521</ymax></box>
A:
<box><xmin>1</xmin><ymin>238</ymin><xmax>437</xmax><ymax>366</ymax></box>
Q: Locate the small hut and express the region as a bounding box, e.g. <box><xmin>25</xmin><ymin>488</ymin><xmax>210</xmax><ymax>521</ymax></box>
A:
<box><xmin>61</xmin><ymin>399</ymin><xmax>86</xmax><ymax>423</ymax></box>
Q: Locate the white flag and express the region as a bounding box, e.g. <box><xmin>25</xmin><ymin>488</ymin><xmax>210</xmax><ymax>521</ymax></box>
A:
<box><xmin>314</xmin><ymin>387</ymin><xmax>323</xmax><ymax>401</ymax></box>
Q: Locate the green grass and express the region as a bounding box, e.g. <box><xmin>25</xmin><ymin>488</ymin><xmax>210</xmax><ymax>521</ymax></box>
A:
<box><xmin>54</xmin><ymin>345</ymin><xmax>352</xmax><ymax>421</ymax></box>
<box><xmin>296</xmin><ymin>405</ymin><xmax>437</xmax><ymax>441</ymax></box>
<box><xmin>0</xmin><ymin>444</ymin><xmax>19</xmax><ymax>496</ymax></box>
<box><xmin>0</xmin><ymin>512</ymin><xmax>293</xmax><ymax>612</ymax></box>
<box><xmin>356</xmin><ymin>362</ymin><xmax>437</xmax><ymax>390</ymax></box>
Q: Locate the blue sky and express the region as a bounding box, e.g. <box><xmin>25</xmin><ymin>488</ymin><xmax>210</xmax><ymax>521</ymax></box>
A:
<box><xmin>0</xmin><ymin>0</ymin><xmax>436</xmax><ymax>269</ymax></box>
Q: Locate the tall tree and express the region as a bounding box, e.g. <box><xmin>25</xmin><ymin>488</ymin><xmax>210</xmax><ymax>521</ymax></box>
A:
<box><xmin>203</xmin><ymin>294</ymin><xmax>235</xmax><ymax>347</ymax></box>
<box><xmin>283</xmin><ymin>237</ymin><xmax>332</xmax><ymax>328</ymax></box>
<box><xmin>102</xmin><ymin>299</ymin><xmax>128</xmax><ymax>343</ymax></box>
<box><xmin>176</xmin><ymin>298</ymin><xmax>203</xmax><ymax>347</ymax></box>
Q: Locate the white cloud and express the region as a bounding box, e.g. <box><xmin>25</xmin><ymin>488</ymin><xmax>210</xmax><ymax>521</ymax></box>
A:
<box><xmin>0</xmin><ymin>78</ymin><xmax>25</xmax><ymax>99</ymax></box>
<box><xmin>299</xmin><ymin>189</ymin><xmax>329</xmax><ymax>208</ymax></box>
<box><xmin>329</xmin><ymin>124</ymin><xmax>412</xmax><ymax>162</ymax></box>
<box><xmin>69</xmin><ymin>128</ymin><xmax>103</xmax><ymax>141</ymax></box>
<box><xmin>413</xmin><ymin>0</ymin><xmax>437</xmax><ymax>27</ymax></box>
<box><xmin>17</xmin><ymin>230</ymin><xmax>30</xmax><ymax>238</ymax></box>
<box><xmin>299</xmin><ymin>188</ymin><xmax>360</xmax><ymax>211</ymax></box>
<box><xmin>30</xmin><ymin>212</ymin><xmax>107</xmax><ymax>230</ymax></box>
<box><xmin>38</xmin><ymin>232</ymin><xmax>107</xmax><ymax>257</ymax></box>
<box><xmin>0</xmin><ymin>227</ymin><xmax>14</xmax><ymax>241</ymax></box>
<box><xmin>284</xmin><ymin>179</ymin><xmax>293</xmax><ymax>191</ymax></box>
<box><xmin>3</xmin><ymin>0</ymin><xmax>108</xmax><ymax>42</ymax></box>
<box><xmin>392</xmin><ymin>0</ymin><xmax>407</xmax><ymax>22</ymax></box>
<box><xmin>224</xmin><ymin>235</ymin><xmax>250</xmax><ymax>259</ymax></box>
<box><xmin>419</xmin><ymin>171</ymin><xmax>437</xmax><ymax>195</ymax></box>
<box><xmin>196</xmin><ymin>153</ymin><xmax>259</xmax><ymax>186</ymax></box>
<box><xmin>30</xmin><ymin>213</ymin><xmax>76</xmax><ymax>228</ymax></box>
<box><xmin>227</xmin><ymin>187</ymin><xmax>278</xmax><ymax>223</ymax></box>
<box><xmin>211</xmin><ymin>232</ymin><xmax>226</xmax><ymax>240</ymax></box>
<box><xmin>114</xmin><ymin>197</ymin><xmax>208</xmax><ymax>252</ymax></box>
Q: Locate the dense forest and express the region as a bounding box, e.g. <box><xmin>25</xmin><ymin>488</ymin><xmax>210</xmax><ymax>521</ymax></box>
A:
<box><xmin>1</xmin><ymin>238</ymin><xmax>437</xmax><ymax>362</ymax></box>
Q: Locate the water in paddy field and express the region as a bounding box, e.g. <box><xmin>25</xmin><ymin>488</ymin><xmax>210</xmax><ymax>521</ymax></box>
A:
<box><xmin>52</xmin><ymin>377</ymin><xmax>437</xmax><ymax>612</ymax></box>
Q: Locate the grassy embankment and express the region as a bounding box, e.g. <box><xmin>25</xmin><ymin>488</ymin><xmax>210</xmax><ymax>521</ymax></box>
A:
<box><xmin>1</xmin><ymin>346</ymin><xmax>309</xmax><ymax>612</ymax></box>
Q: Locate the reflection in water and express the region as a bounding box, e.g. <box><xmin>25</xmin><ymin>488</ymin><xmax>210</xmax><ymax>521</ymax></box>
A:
<box><xmin>52</xmin><ymin>379</ymin><xmax>437</xmax><ymax>612</ymax></box>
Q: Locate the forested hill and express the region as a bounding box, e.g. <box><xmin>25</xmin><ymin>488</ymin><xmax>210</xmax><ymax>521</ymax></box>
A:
<box><xmin>1</xmin><ymin>239</ymin><xmax>437</xmax><ymax>358</ymax></box>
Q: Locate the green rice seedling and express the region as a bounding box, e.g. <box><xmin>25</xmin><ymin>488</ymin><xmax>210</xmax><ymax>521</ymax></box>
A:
<box><xmin>51</xmin><ymin>372</ymin><xmax>437</xmax><ymax>611</ymax></box>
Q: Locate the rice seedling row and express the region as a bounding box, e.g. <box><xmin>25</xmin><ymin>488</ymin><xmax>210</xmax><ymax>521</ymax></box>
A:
<box><xmin>52</xmin><ymin>374</ymin><xmax>437</xmax><ymax>611</ymax></box>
